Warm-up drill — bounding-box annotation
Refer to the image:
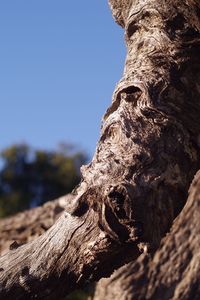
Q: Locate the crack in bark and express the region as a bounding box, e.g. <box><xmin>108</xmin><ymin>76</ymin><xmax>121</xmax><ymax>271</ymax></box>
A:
<box><xmin>1</xmin><ymin>0</ymin><xmax>200</xmax><ymax>299</ymax></box>
<box><xmin>52</xmin><ymin>215</ymin><xmax>88</xmax><ymax>272</ymax></box>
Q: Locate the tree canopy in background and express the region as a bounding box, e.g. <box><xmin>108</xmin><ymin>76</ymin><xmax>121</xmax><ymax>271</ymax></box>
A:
<box><xmin>0</xmin><ymin>143</ymin><xmax>87</xmax><ymax>218</ymax></box>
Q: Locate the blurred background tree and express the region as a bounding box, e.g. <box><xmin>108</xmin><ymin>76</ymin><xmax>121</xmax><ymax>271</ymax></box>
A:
<box><xmin>0</xmin><ymin>143</ymin><xmax>87</xmax><ymax>218</ymax></box>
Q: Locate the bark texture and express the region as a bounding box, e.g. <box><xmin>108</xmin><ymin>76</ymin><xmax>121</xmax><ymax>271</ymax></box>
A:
<box><xmin>1</xmin><ymin>0</ymin><xmax>200</xmax><ymax>299</ymax></box>
<box><xmin>0</xmin><ymin>191</ymin><xmax>139</xmax><ymax>300</ymax></box>
<box><xmin>0</xmin><ymin>195</ymin><xmax>73</xmax><ymax>256</ymax></box>
<box><xmin>93</xmin><ymin>0</ymin><xmax>200</xmax><ymax>250</ymax></box>
<box><xmin>94</xmin><ymin>170</ymin><xmax>200</xmax><ymax>300</ymax></box>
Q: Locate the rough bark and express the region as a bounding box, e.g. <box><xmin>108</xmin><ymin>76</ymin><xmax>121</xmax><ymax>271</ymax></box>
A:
<box><xmin>0</xmin><ymin>191</ymin><xmax>140</xmax><ymax>300</ymax></box>
<box><xmin>94</xmin><ymin>170</ymin><xmax>200</xmax><ymax>300</ymax></box>
<box><xmin>0</xmin><ymin>195</ymin><xmax>73</xmax><ymax>256</ymax></box>
<box><xmin>1</xmin><ymin>0</ymin><xmax>200</xmax><ymax>299</ymax></box>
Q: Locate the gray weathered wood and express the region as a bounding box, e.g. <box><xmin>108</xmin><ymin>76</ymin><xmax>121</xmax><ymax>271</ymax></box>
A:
<box><xmin>0</xmin><ymin>191</ymin><xmax>139</xmax><ymax>300</ymax></box>
<box><xmin>94</xmin><ymin>170</ymin><xmax>200</xmax><ymax>300</ymax></box>
<box><xmin>0</xmin><ymin>194</ymin><xmax>73</xmax><ymax>256</ymax></box>
<box><xmin>1</xmin><ymin>0</ymin><xmax>200</xmax><ymax>299</ymax></box>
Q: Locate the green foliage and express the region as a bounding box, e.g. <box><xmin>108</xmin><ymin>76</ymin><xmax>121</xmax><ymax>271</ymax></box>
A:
<box><xmin>0</xmin><ymin>143</ymin><xmax>87</xmax><ymax>218</ymax></box>
<box><xmin>64</xmin><ymin>283</ymin><xmax>95</xmax><ymax>300</ymax></box>
<box><xmin>65</xmin><ymin>290</ymin><xmax>90</xmax><ymax>300</ymax></box>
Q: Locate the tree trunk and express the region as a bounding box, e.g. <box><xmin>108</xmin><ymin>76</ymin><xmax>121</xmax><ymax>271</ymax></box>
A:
<box><xmin>1</xmin><ymin>0</ymin><xmax>200</xmax><ymax>299</ymax></box>
<box><xmin>93</xmin><ymin>170</ymin><xmax>200</xmax><ymax>300</ymax></box>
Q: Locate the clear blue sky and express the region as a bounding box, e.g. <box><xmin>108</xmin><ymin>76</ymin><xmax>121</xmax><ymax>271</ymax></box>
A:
<box><xmin>0</xmin><ymin>1</ymin><xmax>125</xmax><ymax>158</ymax></box>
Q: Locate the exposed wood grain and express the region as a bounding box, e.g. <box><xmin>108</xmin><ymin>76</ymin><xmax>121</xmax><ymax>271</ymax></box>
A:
<box><xmin>0</xmin><ymin>191</ymin><xmax>139</xmax><ymax>300</ymax></box>
<box><xmin>94</xmin><ymin>171</ymin><xmax>200</xmax><ymax>300</ymax></box>
<box><xmin>1</xmin><ymin>0</ymin><xmax>200</xmax><ymax>299</ymax></box>
<box><xmin>0</xmin><ymin>195</ymin><xmax>73</xmax><ymax>256</ymax></box>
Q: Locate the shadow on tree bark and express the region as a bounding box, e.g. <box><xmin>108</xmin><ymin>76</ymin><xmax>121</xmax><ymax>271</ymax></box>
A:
<box><xmin>93</xmin><ymin>171</ymin><xmax>200</xmax><ymax>300</ymax></box>
<box><xmin>1</xmin><ymin>0</ymin><xmax>200</xmax><ymax>299</ymax></box>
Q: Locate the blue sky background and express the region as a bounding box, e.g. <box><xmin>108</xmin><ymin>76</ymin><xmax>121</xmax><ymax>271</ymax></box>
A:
<box><xmin>0</xmin><ymin>1</ymin><xmax>125</xmax><ymax>158</ymax></box>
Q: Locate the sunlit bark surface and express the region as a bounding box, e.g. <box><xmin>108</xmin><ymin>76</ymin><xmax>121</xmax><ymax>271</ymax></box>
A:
<box><xmin>94</xmin><ymin>171</ymin><xmax>200</xmax><ymax>300</ymax></box>
<box><xmin>0</xmin><ymin>195</ymin><xmax>73</xmax><ymax>256</ymax></box>
<box><xmin>1</xmin><ymin>0</ymin><xmax>200</xmax><ymax>299</ymax></box>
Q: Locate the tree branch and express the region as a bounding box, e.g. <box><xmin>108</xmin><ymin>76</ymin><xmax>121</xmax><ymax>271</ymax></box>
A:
<box><xmin>0</xmin><ymin>196</ymin><xmax>139</xmax><ymax>300</ymax></box>
<box><xmin>1</xmin><ymin>0</ymin><xmax>200</xmax><ymax>299</ymax></box>
<box><xmin>0</xmin><ymin>195</ymin><xmax>73</xmax><ymax>256</ymax></box>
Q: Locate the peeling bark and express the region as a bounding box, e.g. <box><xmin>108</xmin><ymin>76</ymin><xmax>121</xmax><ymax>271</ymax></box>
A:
<box><xmin>1</xmin><ymin>0</ymin><xmax>200</xmax><ymax>299</ymax></box>
<box><xmin>94</xmin><ymin>171</ymin><xmax>200</xmax><ymax>300</ymax></box>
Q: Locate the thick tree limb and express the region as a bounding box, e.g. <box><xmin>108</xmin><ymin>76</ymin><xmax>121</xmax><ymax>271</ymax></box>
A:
<box><xmin>94</xmin><ymin>170</ymin><xmax>200</xmax><ymax>300</ymax></box>
<box><xmin>0</xmin><ymin>191</ymin><xmax>139</xmax><ymax>300</ymax></box>
<box><xmin>0</xmin><ymin>195</ymin><xmax>73</xmax><ymax>256</ymax></box>
<box><xmin>1</xmin><ymin>0</ymin><xmax>200</xmax><ymax>299</ymax></box>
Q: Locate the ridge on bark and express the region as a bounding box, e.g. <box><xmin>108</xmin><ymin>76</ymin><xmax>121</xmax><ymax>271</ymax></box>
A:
<box><xmin>0</xmin><ymin>194</ymin><xmax>73</xmax><ymax>256</ymax></box>
<box><xmin>0</xmin><ymin>0</ymin><xmax>200</xmax><ymax>299</ymax></box>
<box><xmin>93</xmin><ymin>171</ymin><xmax>200</xmax><ymax>300</ymax></box>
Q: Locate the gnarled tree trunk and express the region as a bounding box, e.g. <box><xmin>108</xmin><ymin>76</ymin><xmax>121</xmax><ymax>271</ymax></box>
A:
<box><xmin>93</xmin><ymin>171</ymin><xmax>200</xmax><ymax>300</ymax></box>
<box><xmin>1</xmin><ymin>0</ymin><xmax>200</xmax><ymax>299</ymax></box>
